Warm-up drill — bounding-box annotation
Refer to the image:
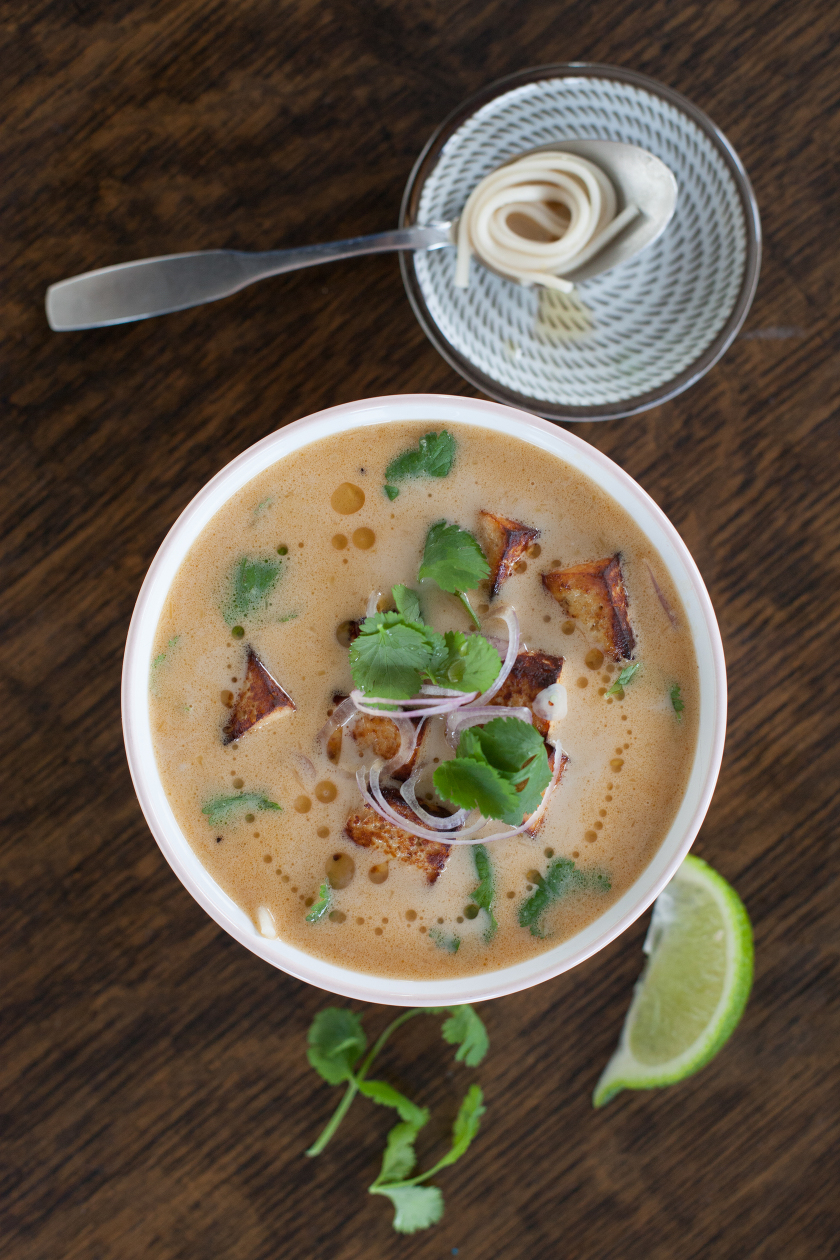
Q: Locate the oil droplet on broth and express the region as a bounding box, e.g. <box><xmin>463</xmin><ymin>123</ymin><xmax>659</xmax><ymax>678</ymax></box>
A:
<box><xmin>352</xmin><ymin>527</ymin><xmax>375</xmax><ymax>550</ymax></box>
<box><xmin>326</xmin><ymin>853</ymin><xmax>355</xmax><ymax>889</ymax></box>
<box><xmin>331</xmin><ymin>534</ymin><xmax>348</xmax><ymax>549</ymax></box>
<box><xmin>331</xmin><ymin>483</ymin><xmax>365</xmax><ymax>514</ymax></box>
<box><xmin>369</xmin><ymin>862</ymin><xmax>389</xmax><ymax>884</ymax></box>
<box><xmin>294</xmin><ymin>795</ymin><xmax>312</xmax><ymax>813</ymax></box>
<box><xmin>315</xmin><ymin>780</ymin><xmax>337</xmax><ymax>802</ymax></box>
<box><xmin>585</xmin><ymin>649</ymin><xmax>605</xmax><ymax>670</ymax></box>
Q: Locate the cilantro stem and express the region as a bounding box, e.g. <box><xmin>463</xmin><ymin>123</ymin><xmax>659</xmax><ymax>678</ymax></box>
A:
<box><xmin>305</xmin><ymin>1010</ymin><xmax>424</xmax><ymax>1156</ymax></box>
<box><xmin>456</xmin><ymin>591</ymin><xmax>481</xmax><ymax>630</ymax></box>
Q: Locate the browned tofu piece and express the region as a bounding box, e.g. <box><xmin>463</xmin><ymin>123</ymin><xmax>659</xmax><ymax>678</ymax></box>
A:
<box><xmin>542</xmin><ymin>555</ymin><xmax>635</xmax><ymax>662</ymax></box>
<box><xmin>328</xmin><ymin>693</ymin><xmax>425</xmax><ymax>781</ymax></box>
<box><xmin>489</xmin><ymin>650</ymin><xmax>564</xmax><ymax>738</ymax></box>
<box><xmin>222</xmin><ymin>649</ymin><xmax>295</xmax><ymax>744</ymax></box>
<box><xmin>478</xmin><ymin>510</ymin><xmax>541</xmax><ymax>599</ymax></box>
<box><xmin>344</xmin><ymin>788</ymin><xmax>450</xmax><ymax>883</ymax></box>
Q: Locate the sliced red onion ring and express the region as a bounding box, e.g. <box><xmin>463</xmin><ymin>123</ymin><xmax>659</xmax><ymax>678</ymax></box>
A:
<box><xmin>382</xmin><ymin>716</ymin><xmax>422</xmax><ymax>776</ymax></box>
<box><xmin>357</xmin><ymin>736</ymin><xmax>566</xmax><ymax>846</ymax></box>
<box><xmin>350</xmin><ymin>688</ymin><xmax>478</xmax><ymax>719</ymax></box>
<box><xmin>473</xmin><ymin>605</ymin><xmax>520</xmax><ymax>705</ymax></box>
<box><xmin>419</xmin><ymin>684</ymin><xmax>470</xmax><ymax>697</ymax></box>
<box><xmin>290</xmin><ymin>750</ymin><xmax>316</xmax><ymax>789</ymax></box>
<box><xmin>446</xmin><ymin>704</ymin><xmax>533</xmax><ymax>748</ymax></box>
<box><xmin>399</xmin><ymin>765</ymin><xmax>471</xmax><ymax>831</ymax></box>
<box><xmin>366</xmin><ymin>590</ymin><xmax>382</xmax><ymax>617</ymax></box>
<box><xmin>533</xmin><ymin>683</ymin><xmax>567</xmax><ymax>724</ymax></box>
<box><xmin>315</xmin><ymin>694</ymin><xmax>359</xmax><ymax>750</ymax></box>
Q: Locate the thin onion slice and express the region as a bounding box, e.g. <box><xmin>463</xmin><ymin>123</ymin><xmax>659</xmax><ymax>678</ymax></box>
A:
<box><xmin>533</xmin><ymin>683</ymin><xmax>567</xmax><ymax>724</ymax></box>
<box><xmin>382</xmin><ymin>716</ymin><xmax>422</xmax><ymax>776</ymax></box>
<box><xmin>399</xmin><ymin>765</ymin><xmax>472</xmax><ymax>831</ymax></box>
<box><xmin>315</xmin><ymin>694</ymin><xmax>359</xmax><ymax>751</ymax></box>
<box><xmin>350</xmin><ymin>688</ymin><xmax>478</xmax><ymax>719</ymax></box>
<box><xmin>474</xmin><ymin>605</ymin><xmax>520</xmax><ymax>705</ymax></box>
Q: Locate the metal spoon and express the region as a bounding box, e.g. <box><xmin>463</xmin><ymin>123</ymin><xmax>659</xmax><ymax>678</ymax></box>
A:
<box><xmin>45</xmin><ymin>140</ymin><xmax>676</xmax><ymax>331</ymax></box>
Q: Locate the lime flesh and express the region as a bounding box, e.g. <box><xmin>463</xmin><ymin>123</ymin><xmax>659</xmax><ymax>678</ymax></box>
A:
<box><xmin>593</xmin><ymin>854</ymin><xmax>753</xmax><ymax>1107</ymax></box>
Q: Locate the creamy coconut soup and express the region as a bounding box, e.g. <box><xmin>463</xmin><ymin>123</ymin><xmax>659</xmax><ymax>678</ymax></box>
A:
<box><xmin>149</xmin><ymin>423</ymin><xmax>698</xmax><ymax>979</ymax></box>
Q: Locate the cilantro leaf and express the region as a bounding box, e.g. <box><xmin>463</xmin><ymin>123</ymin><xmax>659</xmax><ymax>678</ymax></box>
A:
<box><xmin>306</xmin><ymin>1008</ymin><xmax>366</xmax><ymax>1084</ymax></box>
<box><xmin>374</xmin><ymin>1120</ymin><xmax>423</xmax><ymax>1184</ymax></box>
<box><xmin>518</xmin><ymin>859</ymin><xmax>611</xmax><ymax>937</ymax></box>
<box><xmin>426</xmin><ymin>631</ymin><xmax>501</xmax><ymax>693</ymax></box>
<box><xmin>418</xmin><ymin>521</ymin><xmax>490</xmax><ymax>595</ymax></box>
<box><xmin>358</xmin><ymin>1081</ymin><xmax>430</xmax><ymax>1128</ymax></box>
<box><xmin>436</xmin><ymin>1083</ymin><xmax>485</xmax><ymax>1169</ymax></box>
<box><xmin>434</xmin><ymin>756</ymin><xmax>521</xmax><ymax>823</ymax></box>
<box><xmin>384</xmin><ymin>485</ymin><xmax>400</xmax><ymax>501</ymax></box>
<box><xmin>428</xmin><ymin>927</ymin><xmax>460</xmax><ymax>953</ymax></box>
<box><xmin>470</xmin><ymin>845</ymin><xmax>498</xmax><ymax>940</ymax></box>
<box><xmin>439</xmin><ymin>1007</ymin><xmax>489</xmax><ymax>1066</ymax></box>
<box><xmin>224</xmin><ymin>555</ymin><xmax>281</xmax><ymax>624</ymax></box>
<box><xmin>305</xmin><ymin>880</ymin><xmax>331</xmax><ymax>923</ymax></box>
<box><xmin>369</xmin><ymin>1184</ymin><xmax>444</xmax><ymax>1234</ymax></box>
<box><xmin>435</xmin><ymin>717</ymin><xmax>550</xmax><ymax>825</ymax></box>
<box><xmin>671</xmin><ymin>683</ymin><xmax>685</xmax><ymax>719</ymax></box>
<box><xmin>606</xmin><ymin>662</ymin><xmax>641</xmax><ymax>698</ymax></box>
<box><xmin>201</xmin><ymin>792</ymin><xmax>281</xmax><ymax>827</ymax></box>
<box><xmin>392</xmin><ymin>584</ymin><xmax>421</xmax><ymax>623</ymax></box>
<box><xmin>349</xmin><ymin>613</ymin><xmax>432</xmax><ymax>699</ymax></box>
<box><xmin>386</xmin><ymin>431</ymin><xmax>456</xmax><ymax>482</ymax></box>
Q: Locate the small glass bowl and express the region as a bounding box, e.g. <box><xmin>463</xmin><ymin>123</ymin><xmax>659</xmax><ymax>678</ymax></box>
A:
<box><xmin>400</xmin><ymin>64</ymin><xmax>761</xmax><ymax>422</ymax></box>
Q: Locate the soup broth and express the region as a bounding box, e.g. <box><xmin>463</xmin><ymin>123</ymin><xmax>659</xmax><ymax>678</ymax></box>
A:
<box><xmin>149</xmin><ymin>423</ymin><xmax>698</xmax><ymax>979</ymax></box>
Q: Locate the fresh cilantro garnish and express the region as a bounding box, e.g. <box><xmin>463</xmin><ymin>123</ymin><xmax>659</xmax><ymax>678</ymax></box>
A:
<box><xmin>305</xmin><ymin>880</ymin><xmax>331</xmax><ymax>923</ymax></box>
<box><xmin>434</xmin><ymin>717</ymin><xmax>552</xmax><ymax>826</ymax></box>
<box><xmin>201</xmin><ymin>792</ymin><xmax>281</xmax><ymax>827</ymax></box>
<box><xmin>518</xmin><ymin>858</ymin><xmax>612</xmax><ymax>938</ymax></box>
<box><xmin>370</xmin><ymin>1084</ymin><xmax>485</xmax><ymax>1233</ymax></box>
<box><xmin>605</xmin><ymin>662</ymin><xmax>641</xmax><ymax>698</ymax></box>
<box><xmin>670</xmin><ymin>683</ymin><xmax>685</xmax><ymax>719</ymax></box>
<box><xmin>349</xmin><ymin>612</ymin><xmax>433</xmax><ymax>701</ymax></box>
<box><xmin>384</xmin><ymin>485</ymin><xmax>400</xmax><ymax>501</ymax></box>
<box><xmin>149</xmin><ymin>636</ymin><xmax>179</xmax><ymax>693</ymax></box>
<box><xmin>385</xmin><ymin>431</ymin><xmax>457</xmax><ymax>483</ymax></box>
<box><xmin>224</xmin><ymin>555</ymin><xmax>282</xmax><ymax>624</ymax></box>
<box><xmin>392</xmin><ymin>583</ymin><xmax>421</xmax><ymax>623</ymax></box>
<box><xmin>304</xmin><ymin>1005</ymin><xmax>489</xmax><ymax>1233</ymax></box>
<box><xmin>429</xmin><ymin>927</ymin><xmax>461</xmax><ymax>953</ymax></box>
<box><xmin>426</xmin><ymin>630</ymin><xmax>501</xmax><ymax>692</ymax></box>
<box><xmin>470</xmin><ymin>844</ymin><xmax>498</xmax><ymax>940</ymax></box>
<box><xmin>418</xmin><ymin>521</ymin><xmax>490</xmax><ymax>628</ymax></box>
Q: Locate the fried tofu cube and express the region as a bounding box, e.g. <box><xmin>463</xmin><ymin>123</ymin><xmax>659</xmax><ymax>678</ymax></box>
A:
<box><xmin>329</xmin><ymin>694</ymin><xmax>426</xmax><ymax>781</ymax></box>
<box><xmin>542</xmin><ymin>555</ymin><xmax>635</xmax><ymax>662</ymax></box>
<box><xmin>344</xmin><ymin>788</ymin><xmax>450</xmax><ymax>883</ymax></box>
<box><xmin>489</xmin><ymin>649</ymin><xmax>564</xmax><ymax>738</ymax></box>
<box><xmin>222</xmin><ymin>649</ymin><xmax>295</xmax><ymax>744</ymax></box>
<box><xmin>478</xmin><ymin>510</ymin><xmax>541</xmax><ymax>599</ymax></box>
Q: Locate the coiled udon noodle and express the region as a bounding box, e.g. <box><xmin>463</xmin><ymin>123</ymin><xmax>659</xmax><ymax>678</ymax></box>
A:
<box><xmin>454</xmin><ymin>151</ymin><xmax>639</xmax><ymax>292</ymax></box>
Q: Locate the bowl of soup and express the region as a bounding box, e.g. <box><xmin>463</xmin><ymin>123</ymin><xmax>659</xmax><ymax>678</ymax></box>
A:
<box><xmin>122</xmin><ymin>395</ymin><xmax>726</xmax><ymax>1004</ymax></box>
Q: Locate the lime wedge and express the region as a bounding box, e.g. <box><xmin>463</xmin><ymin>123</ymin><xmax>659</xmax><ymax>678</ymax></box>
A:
<box><xmin>593</xmin><ymin>854</ymin><xmax>753</xmax><ymax>1107</ymax></box>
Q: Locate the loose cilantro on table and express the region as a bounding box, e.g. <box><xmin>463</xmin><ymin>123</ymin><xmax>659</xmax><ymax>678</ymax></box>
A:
<box><xmin>518</xmin><ymin>858</ymin><xmax>612</xmax><ymax>938</ymax></box>
<box><xmin>201</xmin><ymin>792</ymin><xmax>281</xmax><ymax>827</ymax></box>
<box><xmin>605</xmin><ymin>662</ymin><xmax>641</xmax><ymax>698</ymax></box>
<box><xmin>433</xmin><ymin>717</ymin><xmax>552</xmax><ymax>826</ymax></box>
<box><xmin>305</xmin><ymin>881</ymin><xmax>331</xmax><ymax>923</ymax></box>
<box><xmin>385</xmin><ymin>431</ymin><xmax>457</xmax><ymax>485</ymax></box>
<box><xmin>670</xmin><ymin>682</ymin><xmax>685</xmax><ymax>719</ymax></box>
<box><xmin>418</xmin><ymin>521</ymin><xmax>490</xmax><ymax>628</ymax></box>
<box><xmin>305</xmin><ymin>1005</ymin><xmax>487</xmax><ymax>1235</ymax></box>
<box><xmin>224</xmin><ymin>555</ymin><xmax>282</xmax><ymax>624</ymax></box>
<box><xmin>470</xmin><ymin>844</ymin><xmax>498</xmax><ymax>940</ymax></box>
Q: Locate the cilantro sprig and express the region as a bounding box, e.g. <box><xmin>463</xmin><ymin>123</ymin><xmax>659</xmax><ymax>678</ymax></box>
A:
<box><xmin>418</xmin><ymin>521</ymin><xmax>490</xmax><ymax>628</ymax></box>
<box><xmin>518</xmin><ymin>858</ymin><xmax>611</xmax><ymax>937</ymax></box>
<box><xmin>384</xmin><ymin>431</ymin><xmax>456</xmax><ymax>499</ymax></box>
<box><xmin>201</xmin><ymin>791</ymin><xmax>281</xmax><ymax>827</ymax></box>
<box><xmin>305</xmin><ymin>881</ymin><xmax>331</xmax><ymax>923</ymax></box>
<box><xmin>223</xmin><ymin>555</ymin><xmax>282</xmax><ymax>625</ymax></box>
<box><xmin>434</xmin><ymin>717</ymin><xmax>552</xmax><ymax>826</ymax></box>
<box><xmin>670</xmin><ymin>683</ymin><xmax>685</xmax><ymax>719</ymax></box>
<box><xmin>605</xmin><ymin>662</ymin><xmax>641</xmax><ymax>698</ymax></box>
<box><xmin>348</xmin><ymin>586</ymin><xmax>501</xmax><ymax>703</ymax></box>
<box><xmin>305</xmin><ymin>1005</ymin><xmax>488</xmax><ymax>1232</ymax></box>
<box><xmin>469</xmin><ymin>844</ymin><xmax>498</xmax><ymax>940</ymax></box>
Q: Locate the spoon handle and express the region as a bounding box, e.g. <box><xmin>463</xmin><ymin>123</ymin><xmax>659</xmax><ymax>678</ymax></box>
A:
<box><xmin>45</xmin><ymin>223</ymin><xmax>452</xmax><ymax>331</ymax></box>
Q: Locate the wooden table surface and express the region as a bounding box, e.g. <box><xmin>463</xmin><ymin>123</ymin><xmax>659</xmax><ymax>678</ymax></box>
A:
<box><xmin>3</xmin><ymin>2</ymin><xmax>838</xmax><ymax>1257</ymax></box>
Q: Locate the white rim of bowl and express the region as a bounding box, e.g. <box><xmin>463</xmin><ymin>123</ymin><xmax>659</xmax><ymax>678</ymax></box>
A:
<box><xmin>122</xmin><ymin>394</ymin><xmax>727</xmax><ymax>1005</ymax></box>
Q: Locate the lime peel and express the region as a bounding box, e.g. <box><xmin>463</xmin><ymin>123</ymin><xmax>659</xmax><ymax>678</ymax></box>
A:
<box><xmin>593</xmin><ymin>854</ymin><xmax>753</xmax><ymax>1107</ymax></box>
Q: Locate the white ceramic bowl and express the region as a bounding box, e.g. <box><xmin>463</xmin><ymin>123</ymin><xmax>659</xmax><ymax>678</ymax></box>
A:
<box><xmin>122</xmin><ymin>395</ymin><xmax>726</xmax><ymax>1005</ymax></box>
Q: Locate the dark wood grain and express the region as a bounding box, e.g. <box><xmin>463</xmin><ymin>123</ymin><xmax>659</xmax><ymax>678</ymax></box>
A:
<box><xmin>2</xmin><ymin>2</ymin><xmax>839</xmax><ymax>1257</ymax></box>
